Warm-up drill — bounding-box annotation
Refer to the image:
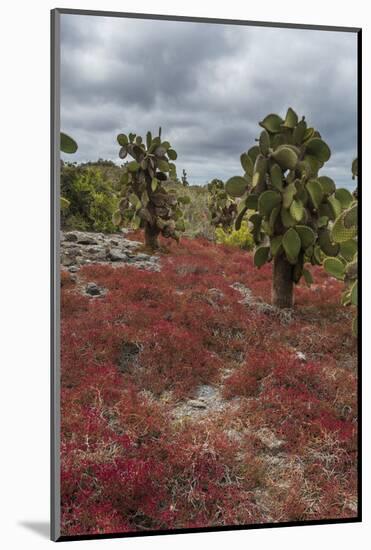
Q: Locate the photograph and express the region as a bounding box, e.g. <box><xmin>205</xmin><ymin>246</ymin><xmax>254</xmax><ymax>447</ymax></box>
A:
<box><xmin>53</xmin><ymin>9</ymin><xmax>360</xmax><ymax>540</ymax></box>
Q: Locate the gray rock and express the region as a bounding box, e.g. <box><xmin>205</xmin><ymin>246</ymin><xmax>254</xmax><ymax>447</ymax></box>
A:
<box><xmin>256</xmin><ymin>428</ymin><xmax>285</xmax><ymax>452</ymax></box>
<box><xmin>60</xmin><ymin>230</ymin><xmax>161</xmax><ymax>272</ymax></box>
<box><xmin>207</xmin><ymin>288</ymin><xmax>225</xmax><ymax>301</ymax></box>
<box><xmin>86</xmin><ymin>246</ymin><xmax>103</xmax><ymax>254</ymax></box>
<box><xmin>195</xmin><ymin>385</ymin><xmax>219</xmax><ymax>400</ymax></box>
<box><xmin>86</xmin><ymin>246</ymin><xmax>108</xmax><ymax>260</ymax></box>
<box><xmin>96</xmin><ymin>250</ymin><xmax>109</xmax><ymax>261</ymax></box>
<box><xmin>231</xmin><ymin>282</ymin><xmax>293</xmax><ymax>325</ymax></box>
<box><xmin>108</xmin><ymin>249</ymin><xmax>128</xmax><ymax>262</ymax></box>
<box><xmin>133</xmin><ymin>253</ymin><xmax>151</xmax><ymax>261</ymax></box>
<box><xmin>171</xmin><ymin>385</ymin><xmax>227</xmax><ymax>420</ymax></box>
<box><xmin>230</xmin><ymin>282</ymin><xmax>254</xmax><ymax>305</ymax></box>
<box><xmin>188</xmin><ymin>400</ymin><xmax>207</xmax><ymax>409</ymax></box>
<box><xmin>145</xmin><ymin>264</ymin><xmax>161</xmax><ymax>272</ymax></box>
<box><xmin>135</xmin><ymin>261</ymin><xmax>159</xmax><ymax>271</ymax></box>
<box><xmin>68</xmin><ymin>265</ymin><xmax>80</xmax><ymax>273</ymax></box>
<box><xmin>77</xmin><ymin>235</ymin><xmax>98</xmax><ymax>245</ymax></box>
<box><xmin>62</xmin><ymin>241</ymin><xmax>80</xmax><ymax>248</ymax></box>
<box><xmin>62</xmin><ymin>247</ymin><xmax>80</xmax><ymax>258</ymax></box>
<box><xmin>61</xmin><ymin>255</ymin><xmax>75</xmax><ymax>267</ymax></box>
<box><xmin>123</xmin><ymin>240</ymin><xmax>142</xmax><ymax>249</ymax></box>
<box><xmin>64</xmin><ymin>232</ymin><xmax>78</xmax><ymax>242</ymax></box>
<box><xmin>86</xmin><ymin>282</ymin><xmax>102</xmax><ymax>296</ymax></box>
<box><xmin>118</xmin><ymin>342</ymin><xmax>142</xmax><ymax>373</ymax></box>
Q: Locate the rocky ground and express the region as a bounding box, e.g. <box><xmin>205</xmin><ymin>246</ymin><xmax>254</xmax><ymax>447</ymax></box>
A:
<box><xmin>61</xmin><ymin>230</ymin><xmax>160</xmax><ymax>272</ymax></box>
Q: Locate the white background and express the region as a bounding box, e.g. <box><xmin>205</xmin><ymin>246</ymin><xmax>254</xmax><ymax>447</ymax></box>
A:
<box><xmin>0</xmin><ymin>0</ymin><xmax>368</xmax><ymax>548</ymax></box>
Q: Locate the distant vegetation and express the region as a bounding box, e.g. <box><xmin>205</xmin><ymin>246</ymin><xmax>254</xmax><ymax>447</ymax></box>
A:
<box><xmin>61</xmin><ymin>163</ymin><xmax>118</xmax><ymax>233</ymax></box>
<box><xmin>215</xmin><ymin>221</ymin><xmax>254</xmax><ymax>251</ymax></box>
<box><xmin>61</xmin><ymin>160</ymin><xmax>217</xmax><ymax>240</ymax></box>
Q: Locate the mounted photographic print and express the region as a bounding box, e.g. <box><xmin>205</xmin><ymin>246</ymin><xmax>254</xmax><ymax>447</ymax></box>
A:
<box><xmin>51</xmin><ymin>8</ymin><xmax>361</xmax><ymax>541</ymax></box>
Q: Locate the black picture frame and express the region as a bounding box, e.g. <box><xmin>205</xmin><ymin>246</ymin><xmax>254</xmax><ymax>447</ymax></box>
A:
<box><xmin>51</xmin><ymin>8</ymin><xmax>362</xmax><ymax>542</ymax></box>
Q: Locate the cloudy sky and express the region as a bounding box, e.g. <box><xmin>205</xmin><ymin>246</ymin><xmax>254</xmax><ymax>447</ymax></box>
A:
<box><xmin>60</xmin><ymin>14</ymin><xmax>358</xmax><ymax>189</ymax></box>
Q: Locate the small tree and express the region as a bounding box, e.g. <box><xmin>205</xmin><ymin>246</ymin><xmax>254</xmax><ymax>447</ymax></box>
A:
<box><xmin>113</xmin><ymin>128</ymin><xmax>188</xmax><ymax>251</ymax></box>
<box><xmin>208</xmin><ymin>179</ymin><xmax>237</xmax><ymax>231</ymax></box>
<box><xmin>225</xmin><ymin>108</ymin><xmax>350</xmax><ymax>308</ymax></box>
<box><xmin>324</xmin><ymin>159</ymin><xmax>358</xmax><ymax>334</ymax></box>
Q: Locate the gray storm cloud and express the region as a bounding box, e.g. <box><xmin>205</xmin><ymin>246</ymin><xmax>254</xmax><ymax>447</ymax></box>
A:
<box><xmin>60</xmin><ymin>14</ymin><xmax>358</xmax><ymax>189</ymax></box>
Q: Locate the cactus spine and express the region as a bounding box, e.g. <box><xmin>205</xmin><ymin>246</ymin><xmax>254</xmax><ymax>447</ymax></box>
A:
<box><xmin>225</xmin><ymin>108</ymin><xmax>351</xmax><ymax>308</ymax></box>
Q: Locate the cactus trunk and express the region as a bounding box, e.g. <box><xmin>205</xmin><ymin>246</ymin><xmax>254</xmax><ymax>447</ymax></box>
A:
<box><xmin>272</xmin><ymin>255</ymin><xmax>294</xmax><ymax>308</ymax></box>
<box><xmin>144</xmin><ymin>222</ymin><xmax>160</xmax><ymax>250</ymax></box>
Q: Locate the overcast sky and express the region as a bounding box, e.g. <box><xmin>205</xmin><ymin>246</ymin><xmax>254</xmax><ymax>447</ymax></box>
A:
<box><xmin>60</xmin><ymin>14</ymin><xmax>358</xmax><ymax>189</ymax></box>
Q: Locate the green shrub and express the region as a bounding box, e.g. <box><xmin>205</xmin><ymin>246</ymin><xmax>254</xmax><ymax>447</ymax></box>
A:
<box><xmin>215</xmin><ymin>221</ymin><xmax>254</xmax><ymax>250</ymax></box>
<box><xmin>61</xmin><ymin>163</ymin><xmax>118</xmax><ymax>232</ymax></box>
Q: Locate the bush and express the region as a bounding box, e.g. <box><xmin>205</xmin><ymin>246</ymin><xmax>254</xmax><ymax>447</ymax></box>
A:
<box><xmin>61</xmin><ymin>163</ymin><xmax>118</xmax><ymax>232</ymax></box>
<box><xmin>215</xmin><ymin>221</ymin><xmax>254</xmax><ymax>250</ymax></box>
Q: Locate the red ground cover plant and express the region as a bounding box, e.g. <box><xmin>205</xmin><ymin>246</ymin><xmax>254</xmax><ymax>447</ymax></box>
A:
<box><xmin>60</xmin><ymin>233</ymin><xmax>357</xmax><ymax>536</ymax></box>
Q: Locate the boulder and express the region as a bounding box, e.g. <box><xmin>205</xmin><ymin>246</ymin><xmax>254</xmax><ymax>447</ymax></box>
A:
<box><xmin>108</xmin><ymin>249</ymin><xmax>128</xmax><ymax>262</ymax></box>
<box><xmin>77</xmin><ymin>235</ymin><xmax>98</xmax><ymax>245</ymax></box>
<box><xmin>86</xmin><ymin>282</ymin><xmax>102</xmax><ymax>296</ymax></box>
<box><xmin>64</xmin><ymin>232</ymin><xmax>78</xmax><ymax>242</ymax></box>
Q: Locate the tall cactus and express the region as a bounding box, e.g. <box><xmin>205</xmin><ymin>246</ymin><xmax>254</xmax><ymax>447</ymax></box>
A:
<box><xmin>181</xmin><ymin>169</ymin><xmax>189</xmax><ymax>187</ymax></box>
<box><xmin>113</xmin><ymin>128</ymin><xmax>187</xmax><ymax>250</ymax></box>
<box><xmin>208</xmin><ymin>179</ymin><xmax>237</xmax><ymax>231</ymax></box>
<box><xmin>324</xmin><ymin>159</ymin><xmax>358</xmax><ymax>334</ymax></box>
<box><xmin>225</xmin><ymin>108</ymin><xmax>350</xmax><ymax>308</ymax></box>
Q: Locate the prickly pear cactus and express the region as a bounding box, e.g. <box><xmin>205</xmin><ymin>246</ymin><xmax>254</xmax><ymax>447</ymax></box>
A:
<box><xmin>324</xmin><ymin>159</ymin><xmax>358</xmax><ymax>334</ymax></box>
<box><xmin>225</xmin><ymin>108</ymin><xmax>350</xmax><ymax>308</ymax></box>
<box><xmin>60</xmin><ymin>133</ymin><xmax>77</xmax><ymax>210</ymax></box>
<box><xmin>113</xmin><ymin>128</ymin><xmax>188</xmax><ymax>250</ymax></box>
<box><xmin>208</xmin><ymin>179</ymin><xmax>238</xmax><ymax>231</ymax></box>
<box><xmin>60</xmin><ymin>132</ymin><xmax>78</xmax><ymax>154</ymax></box>
<box><xmin>181</xmin><ymin>169</ymin><xmax>189</xmax><ymax>187</ymax></box>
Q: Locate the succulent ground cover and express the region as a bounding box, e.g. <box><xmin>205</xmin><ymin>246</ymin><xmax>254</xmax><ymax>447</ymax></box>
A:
<box><xmin>60</xmin><ymin>231</ymin><xmax>357</xmax><ymax>536</ymax></box>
